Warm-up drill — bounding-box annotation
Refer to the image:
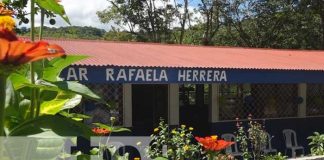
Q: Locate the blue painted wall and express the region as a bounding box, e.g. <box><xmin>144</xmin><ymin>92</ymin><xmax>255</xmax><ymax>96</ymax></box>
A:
<box><xmin>61</xmin><ymin>66</ymin><xmax>324</xmax><ymax>84</ymax></box>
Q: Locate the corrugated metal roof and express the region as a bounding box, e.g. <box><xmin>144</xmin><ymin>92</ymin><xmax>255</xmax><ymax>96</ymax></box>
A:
<box><xmin>43</xmin><ymin>39</ymin><xmax>324</xmax><ymax>71</ymax></box>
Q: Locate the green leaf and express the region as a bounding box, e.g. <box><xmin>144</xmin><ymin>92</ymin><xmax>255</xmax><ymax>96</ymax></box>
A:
<box><xmin>50</xmin><ymin>81</ymin><xmax>104</xmax><ymax>103</ymax></box>
<box><xmin>60</xmin><ymin>111</ymin><xmax>91</xmax><ymax>121</ymax></box>
<box><xmin>35</xmin><ymin>0</ymin><xmax>71</xmax><ymax>24</ymax></box>
<box><xmin>44</xmin><ymin>55</ymin><xmax>88</xmax><ymax>81</ymax></box>
<box><xmin>9</xmin><ymin>115</ymin><xmax>94</xmax><ymax>138</ymax></box>
<box><xmin>9</xmin><ymin>73</ymin><xmax>30</xmax><ymax>90</ymax></box>
<box><xmin>93</xmin><ymin>123</ymin><xmax>131</xmax><ymax>133</ymax></box>
<box><xmin>18</xmin><ymin>80</ymin><xmax>105</xmax><ymax>104</ymax></box>
<box><xmin>40</xmin><ymin>92</ymin><xmax>81</xmax><ymax>115</ymax></box>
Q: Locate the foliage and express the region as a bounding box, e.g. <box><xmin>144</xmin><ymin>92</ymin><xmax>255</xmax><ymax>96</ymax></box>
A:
<box><xmin>263</xmin><ymin>152</ymin><xmax>287</xmax><ymax>160</ymax></box>
<box><xmin>97</xmin><ymin>0</ymin><xmax>192</xmax><ymax>43</ymax></box>
<box><xmin>147</xmin><ymin>119</ymin><xmax>202</xmax><ymax>160</ymax></box>
<box><xmin>94</xmin><ymin>0</ymin><xmax>324</xmax><ymax>49</ymax></box>
<box><xmin>308</xmin><ymin>132</ymin><xmax>324</xmax><ymax>156</ymax></box>
<box><xmin>236</xmin><ymin>116</ymin><xmax>268</xmax><ymax>160</ymax></box>
<box><xmin>18</xmin><ymin>26</ymin><xmax>106</xmax><ymax>40</ymax></box>
<box><xmin>4</xmin><ymin>0</ymin><xmax>69</xmax><ymax>25</ymax></box>
<box><xmin>4</xmin><ymin>55</ymin><xmax>104</xmax><ymax>137</ymax></box>
<box><xmin>89</xmin><ymin>116</ymin><xmax>130</xmax><ymax>160</ymax></box>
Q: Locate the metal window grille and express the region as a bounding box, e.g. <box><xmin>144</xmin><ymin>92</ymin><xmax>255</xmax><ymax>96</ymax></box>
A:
<box><xmin>307</xmin><ymin>84</ymin><xmax>324</xmax><ymax>116</ymax></box>
<box><xmin>73</xmin><ymin>84</ymin><xmax>123</xmax><ymax>125</ymax></box>
<box><xmin>219</xmin><ymin>84</ymin><xmax>298</xmax><ymax>121</ymax></box>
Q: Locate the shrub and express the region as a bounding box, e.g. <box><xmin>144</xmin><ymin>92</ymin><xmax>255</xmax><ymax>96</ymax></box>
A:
<box><xmin>147</xmin><ymin>119</ymin><xmax>202</xmax><ymax>160</ymax></box>
<box><xmin>308</xmin><ymin>132</ymin><xmax>324</xmax><ymax>156</ymax></box>
<box><xmin>236</xmin><ymin>115</ymin><xmax>268</xmax><ymax>160</ymax></box>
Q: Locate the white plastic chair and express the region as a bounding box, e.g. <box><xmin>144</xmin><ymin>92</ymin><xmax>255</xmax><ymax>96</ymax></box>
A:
<box><xmin>221</xmin><ymin>133</ymin><xmax>243</xmax><ymax>157</ymax></box>
<box><xmin>282</xmin><ymin>129</ymin><xmax>304</xmax><ymax>158</ymax></box>
<box><xmin>262</xmin><ymin>132</ymin><xmax>277</xmax><ymax>154</ymax></box>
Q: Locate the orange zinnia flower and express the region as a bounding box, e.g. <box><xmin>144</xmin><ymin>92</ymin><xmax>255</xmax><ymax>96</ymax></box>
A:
<box><xmin>0</xmin><ymin>38</ymin><xmax>65</xmax><ymax>65</ymax></box>
<box><xmin>195</xmin><ymin>136</ymin><xmax>234</xmax><ymax>152</ymax></box>
<box><xmin>0</xmin><ymin>3</ymin><xmax>65</xmax><ymax>65</ymax></box>
<box><xmin>92</xmin><ymin>127</ymin><xmax>111</xmax><ymax>136</ymax></box>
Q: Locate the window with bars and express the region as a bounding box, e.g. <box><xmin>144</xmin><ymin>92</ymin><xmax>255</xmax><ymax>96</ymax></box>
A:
<box><xmin>307</xmin><ymin>84</ymin><xmax>324</xmax><ymax>116</ymax></box>
<box><xmin>71</xmin><ymin>84</ymin><xmax>124</xmax><ymax>126</ymax></box>
<box><xmin>179</xmin><ymin>84</ymin><xmax>210</xmax><ymax>106</ymax></box>
<box><xmin>219</xmin><ymin>84</ymin><xmax>298</xmax><ymax>121</ymax></box>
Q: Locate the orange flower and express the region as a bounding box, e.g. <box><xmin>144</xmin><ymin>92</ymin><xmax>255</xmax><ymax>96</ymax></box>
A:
<box><xmin>195</xmin><ymin>136</ymin><xmax>234</xmax><ymax>152</ymax></box>
<box><xmin>92</xmin><ymin>127</ymin><xmax>111</xmax><ymax>136</ymax></box>
<box><xmin>0</xmin><ymin>38</ymin><xmax>65</xmax><ymax>65</ymax></box>
<box><xmin>0</xmin><ymin>3</ymin><xmax>64</xmax><ymax>65</ymax></box>
<box><xmin>0</xmin><ymin>3</ymin><xmax>17</xmax><ymax>41</ymax></box>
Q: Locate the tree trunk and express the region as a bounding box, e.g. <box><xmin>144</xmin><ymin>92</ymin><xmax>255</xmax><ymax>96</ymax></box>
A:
<box><xmin>179</xmin><ymin>0</ymin><xmax>188</xmax><ymax>44</ymax></box>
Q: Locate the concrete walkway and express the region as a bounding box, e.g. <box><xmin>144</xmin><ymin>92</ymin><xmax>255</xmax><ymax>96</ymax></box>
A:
<box><xmin>288</xmin><ymin>156</ymin><xmax>324</xmax><ymax>160</ymax></box>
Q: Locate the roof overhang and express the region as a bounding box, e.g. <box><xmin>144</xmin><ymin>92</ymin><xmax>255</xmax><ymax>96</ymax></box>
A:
<box><xmin>38</xmin><ymin>38</ymin><xmax>324</xmax><ymax>84</ymax></box>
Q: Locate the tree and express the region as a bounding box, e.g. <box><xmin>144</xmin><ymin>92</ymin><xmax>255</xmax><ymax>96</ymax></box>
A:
<box><xmin>97</xmin><ymin>0</ymin><xmax>177</xmax><ymax>42</ymax></box>
<box><xmin>197</xmin><ymin>0</ymin><xmax>226</xmax><ymax>45</ymax></box>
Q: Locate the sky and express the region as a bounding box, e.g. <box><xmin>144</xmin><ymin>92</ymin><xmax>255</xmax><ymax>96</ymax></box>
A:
<box><xmin>18</xmin><ymin>0</ymin><xmax>111</xmax><ymax>30</ymax></box>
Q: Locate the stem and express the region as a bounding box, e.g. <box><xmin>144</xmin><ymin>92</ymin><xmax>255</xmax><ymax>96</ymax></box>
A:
<box><xmin>30</xmin><ymin>0</ymin><xmax>35</xmax><ymax>42</ymax></box>
<box><xmin>35</xmin><ymin>9</ymin><xmax>45</xmax><ymax>117</ymax></box>
<box><xmin>0</xmin><ymin>76</ymin><xmax>7</xmax><ymax>136</ymax></box>
<box><xmin>39</xmin><ymin>9</ymin><xmax>45</xmax><ymax>41</ymax></box>
<box><xmin>29</xmin><ymin>0</ymin><xmax>36</xmax><ymax>119</ymax></box>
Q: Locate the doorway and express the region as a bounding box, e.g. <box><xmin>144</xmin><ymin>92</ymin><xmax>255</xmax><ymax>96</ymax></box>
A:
<box><xmin>132</xmin><ymin>84</ymin><xmax>168</xmax><ymax>135</ymax></box>
<box><xmin>179</xmin><ymin>84</ymin><xmax>209</xmax><ymax>136</ymax></box>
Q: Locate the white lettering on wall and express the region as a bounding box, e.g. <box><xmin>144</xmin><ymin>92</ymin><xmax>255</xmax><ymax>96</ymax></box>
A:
<box><xmin>106</xmin><ymin>68</ymin><xmax>114</xmax><ymax>81</ymax></box>
<box><xmin>220</xmin><ymin>71</ymin><xmax>227</xmax><ymax>82</ymax></box>
<box><xmin>67</xmin><ymin>68</ymin><xmax>78</xmax><ymax>80</ymax></box>
<box><xmin>178</xmin><ymin>70</ymin><xmax>186</xmax><ymax>81</ymax></box>
<box><xmin>193</xmin><ymin>70</ymin><xmax>199</xmax><ymax>81</ymax></box>
<box><xmin>135</xmin><ymin>69</ymin><xmax>145</xmax><ymax>81</ymax></box>
<box><xmin>199</xmin><ymin>70</ymin><xmax>206</xmax><ymax>81</ymax></box>
<box><xmin>129</xmin><ymin>69</ymin><xmax>136</xmax><ymax>81</ymax></box>
<box><xmin>160</xmin><ymin>70</ymin><xmax>168</xmax><ymax>81</ymax></box>
<box><xmin>117</xmin><ymin>69</ymin><xmax>127</xmax><ymax>81</ymax></box>
<box><xmin>79</xmin><ymin>68</ymin><xmax>88</xmax><ymax>81</ymax></box>
<box><xmin>146</xmin><ymin>69</ymin><xmax>152</xmax><ymax>81</ymax></box>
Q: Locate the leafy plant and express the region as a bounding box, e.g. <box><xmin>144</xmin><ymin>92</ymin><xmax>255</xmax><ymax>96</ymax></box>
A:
<box><xmin>308</xmin><ymin>132</ymin><xmax>324</xmax><ymax>156</ymax></box>
<box><xmin>263</xmin><ymin>152</ymin><xmax>287</xmax><ymax>160</ymax></box>
<box><xmin>236</xmin><ymin>116</ymin><xmax>268</xmax><ymax>160</ymax></box>
<box><xmin>147</xmin><ymin>119</ymin><xmax>202</xmax><ymax>160</ymax></box>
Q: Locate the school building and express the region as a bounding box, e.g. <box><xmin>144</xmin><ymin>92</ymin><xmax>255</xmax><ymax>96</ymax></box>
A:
<box><xmin>52</xmin><ymin>39</ymin><xmax>324</xmax><ymax>154</ymax></box>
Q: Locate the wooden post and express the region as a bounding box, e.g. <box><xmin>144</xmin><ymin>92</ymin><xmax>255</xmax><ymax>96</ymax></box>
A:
<box><xmin>209</xmin><ymin>84</ymin><xmax>220</xmax><ymax>123</ymax></box>
<box><xmin>298</xmin><ymin>83</ymin><xmax>307</xmax><ymax>117</ymax></box>
<box><xmin>123</xmin><ymin>84</ymin><xmax>132</xmax><ymax>127</ymax></box>
<box><xmin>168</xmin><ymin>84</ymin><xmax>179</xmax><ymax>125</ymax></box>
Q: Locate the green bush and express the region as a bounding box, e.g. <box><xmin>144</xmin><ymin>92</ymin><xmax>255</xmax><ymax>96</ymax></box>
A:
<box><xmin>147</xmin><ymin>119</ymin><xmax>202</xmax><ymax>160</ymax></box>
<box><xmin>308</xmin><ymin>132</ymin><xmax>324</xmax><ymax>156</ymax></box>
<box><xmin>263</xmin><ymin>152</ymin><xmax>287</xmax><ymax>160</ymax></box>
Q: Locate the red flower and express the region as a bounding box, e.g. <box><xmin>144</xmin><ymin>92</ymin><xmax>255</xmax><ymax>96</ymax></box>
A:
<box><xmin>195</xmin><ymin>136</ymin><xmax>234</xmax><ymax>152</ymax></box>
<box><xmin>92</xmin><ymin>127</ymin><xmax>111</xmax><ymax>136</ymax></box>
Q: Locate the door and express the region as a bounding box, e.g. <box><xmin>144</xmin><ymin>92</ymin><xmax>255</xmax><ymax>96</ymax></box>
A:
<box><xmin>132</xmin><ymin>84</ymin><xmax>168</xmax><ymax>135</ymax></box>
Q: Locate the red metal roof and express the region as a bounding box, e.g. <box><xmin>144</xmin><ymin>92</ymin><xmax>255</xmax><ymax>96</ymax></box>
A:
<box><xmin>43</xmin><ymin>39</ymin><xmax>324</xmax><ymax>71</ymax></box>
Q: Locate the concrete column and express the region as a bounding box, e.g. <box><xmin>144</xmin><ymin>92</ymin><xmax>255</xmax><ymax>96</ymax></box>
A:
<box><xmin>123</xmin><ymin>84</ymin><xmax>132</xmax><ymax>127</ymax></box>
<box><xmin>298</xmin><ymin>83</ymin><xmax>307</xmax><ymax>117</ymax></box>
<box><xmin>209</xmin><ymin>84</ymin><xmax>220</xmax><ymax>123</ymax></box>
<box><xmin>168</xmin><ymin>84</ymin><xmax>179</xmax><ymax>125</ymax></box>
